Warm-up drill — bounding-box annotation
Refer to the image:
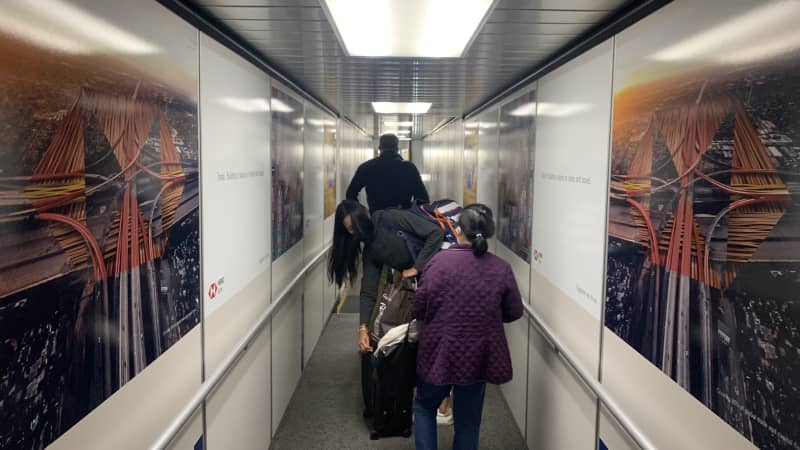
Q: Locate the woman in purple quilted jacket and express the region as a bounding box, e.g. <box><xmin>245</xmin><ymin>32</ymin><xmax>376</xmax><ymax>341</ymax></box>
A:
<box><xmin>412</xmin><ymin>204</ymin><xmax>523</xmax><ymax>450</ymax></box>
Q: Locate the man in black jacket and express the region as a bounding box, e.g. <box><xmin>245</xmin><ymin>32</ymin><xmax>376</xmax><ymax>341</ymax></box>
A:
<box><xmin>346</xmin><ymin>133</ymin><xmax>429</xmax><ymax>212</ymax></box>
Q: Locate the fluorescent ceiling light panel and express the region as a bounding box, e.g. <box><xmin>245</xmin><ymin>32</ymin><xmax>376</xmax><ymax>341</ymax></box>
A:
<box><xmin>383</xmin><ymin>129</ymin><xmax>410</xmax><ymax>134</ymax></box>
<box><xmin>372</xmin><ymin>102</ymin><xmax>431</xmax><ymax>114</ymax></box>
<box><xmin>384</xmin><ymin>121</ymin><xmax>414</xmax><ymax>127</ymax></box>
<box><xmin>399</xmin><ymin>137</ymin><xmax>411</xmax><ymax>141</ymax></box>
<box><xmin>324</xmin><ymin>0</ymin><xmax>494</xmax><ymax>57</ymax></box>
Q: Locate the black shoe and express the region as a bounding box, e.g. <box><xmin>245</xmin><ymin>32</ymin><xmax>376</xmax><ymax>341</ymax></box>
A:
<box><xmin>363</xmin><ymin>410</ymin><xmax>374</xmax><ymax>419</ymax></box>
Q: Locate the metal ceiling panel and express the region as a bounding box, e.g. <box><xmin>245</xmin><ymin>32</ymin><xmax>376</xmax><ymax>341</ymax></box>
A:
<box><xmin>203</xmin><ymin>6</ymin><xmax>328</xmax><ymax>21</ymax></box>
<box><xmin>488</xmin><ymin>9</ymin><xmax>610</xmax><ymax>23</ymax></box>
<box><xmin>192</xmin><ymin>0</ymin><xmax>632</xmax><ymax>136</ymax></box>
<box><xmin>500</xmin><ymin>0</ymin><xmax>623</xmax><ymax>8</ymax></box>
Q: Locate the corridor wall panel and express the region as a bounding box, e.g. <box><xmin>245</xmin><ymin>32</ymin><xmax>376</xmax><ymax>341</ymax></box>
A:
<box><xmin>270</xmin><ymin>82</ymin><xmax>307</xmax><ymax>435</ymax></box>
<box><xmin>497</xmin><ymin>87</ymin><xmax>537</xmax><ymax>264</ymax></box>
<box><xmin>464</xmin><ymin>119</ymin><xmax>479</xmax><ymax>206</ymax></box>
<box><xmin>322</xmin><ymin>119</ymin><xmax>338</xmax><ymax>320</ymax></box>
<box><xmin>198</xmin><ymin>34</ymin><xmax>272</xmax><ymax>449</ymax></box>
<box><xmin>0</xmin><ymin>1</ymin><xmax>202</xmax><ymax>447</ymax></box>
<box><xmin>476</xmin><ymin>109</ymin><xmax>501</xmax><ymax>253</ymax></box>
<box><xmin>200</xmin><ymin>35</ymin><xmax>271</xmax><ymax>320</ymax></box>
<box><xmin>271</xmin><ymin>271</ymin><xmax>304</xmax><ymax>435</ymax></box>
<box><xmin>271</xmin><ymin>85</ymin><xmax>305</xmax><ymax>261</ymax></box>
<box><xmin>601</xmin><ymin>1</ymin><xmax>800</xmax><ymax>449</ymax></box>
<box><xmin>206</xmin><ymin>329</ymin><xmax>271</xmax><ymax>450</ymax></box>
<box><xmin>526</xmin><ymin>324</ymin><xmax>598</xmax><ymax>450</ymax></box>
<box><xmin>525</xmin><ymin>38</ymin><xmax>614</xmax><ymax>450</ymax></box>
<box><xmin>495</xmin><ymin>87</ymin><xmax>537</xmax><ymax>303</ymax></box>
<box><xmin>500</xmin><ymin>318</ymin><xmax>530</xmax><ymax>435</ymax></box>
<box><xmin>302</xmin><ymin>104</ymin><xmax>327</xmax><ymax>365</ymax></box>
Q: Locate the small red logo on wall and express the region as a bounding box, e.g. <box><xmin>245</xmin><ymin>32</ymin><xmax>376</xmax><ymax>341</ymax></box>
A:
<box><xmin>208</xmin><ymin>277</ymin><xmax>225</xmax><ymax>300</ymax></box>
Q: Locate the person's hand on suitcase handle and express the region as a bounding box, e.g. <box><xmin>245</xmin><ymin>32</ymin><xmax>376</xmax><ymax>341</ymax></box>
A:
<box><xmin>359</xmin><ymin>325</ymin><xmax>373</xmax><ymax>353</ymax></box>
<box><xmin>401</xmin><ymin>267</ymin><xmax>418</xmax><ymax>279</ymax></box>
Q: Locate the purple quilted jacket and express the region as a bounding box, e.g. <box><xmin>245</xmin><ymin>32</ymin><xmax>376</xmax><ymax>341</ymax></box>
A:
<box><xmin>413</xmin><ymin>244</ymin><xmax>523</xmax><ymax>385</ymax></box>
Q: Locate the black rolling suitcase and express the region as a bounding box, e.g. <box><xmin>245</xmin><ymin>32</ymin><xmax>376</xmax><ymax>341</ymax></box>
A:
<box><xmin>369</xmin><ymin>333</ymin><xmax>417</xmax><ymax>440</ymax></box>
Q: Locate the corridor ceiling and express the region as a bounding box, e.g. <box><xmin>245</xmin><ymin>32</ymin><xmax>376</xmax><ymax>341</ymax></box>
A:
<box><xmin>188</xmin><ymin>0</ymin><xmax>630</xmax><ymax>137</ymax></box>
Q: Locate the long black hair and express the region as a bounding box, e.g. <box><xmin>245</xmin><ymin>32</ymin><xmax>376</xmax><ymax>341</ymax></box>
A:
<box><xmin>328</xmin><ymin>200</ymin><xmax>375</xmax><ymax>285</ymax></box>
<box><xmin>459</xmin><ymin>203</ymin><xmax>495</xmax><ymax>256</ymax></box>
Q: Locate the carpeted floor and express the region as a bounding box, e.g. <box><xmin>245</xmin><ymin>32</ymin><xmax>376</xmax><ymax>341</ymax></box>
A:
<box><xmin>270</xmin><ymin>313</ymin><xmax>527</xmax><ymax>449</ymax></box>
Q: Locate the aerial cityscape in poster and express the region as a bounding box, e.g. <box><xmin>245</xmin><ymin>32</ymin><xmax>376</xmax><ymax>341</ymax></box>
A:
<box><xmin>605</xmin><ymin>45</ymin><xmax>800</xmax><ymax>450</ymax></box>
<box><xmin>0</xmin><ymin>29</ymin><xmax>200</xmax><ymax>448</ymax></box>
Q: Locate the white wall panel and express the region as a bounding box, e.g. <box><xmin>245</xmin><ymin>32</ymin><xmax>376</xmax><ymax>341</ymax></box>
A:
<box><xmin>198</xmin><ymin>34</ymin><xmax>272</xmax><ymax>450</ymax></box>
<box><xmin>531</xmin><ymin>39</ymin><xmax>613</xmax><ymax>323</ymax></box>
<box><xmin>200</xmin><ymin>35</ymin><xmax>271</xmax><ymax>319</ymax></box>
<box><xmin>526</xmin><ymin>273</ymin><xmax>601</xmax><ymax>450</ymax></box>
<box><xmin>303</xmin><ymin>264</ymin><xmax>325</xmax><ymax>365</ymax></box>
<box><xmin>203</xmin><ymin>274</ymin><xmax>272</xmax><ymax>449</ymax></box>
<box><xmin>302</xmin><ymin>105</ymin><xmax>326</xmax><ymax>365</ymax></box>
<box><xmin>499</xmin><ymin>317</ymin><xmax>529</xmax><ymax>436</ymax></box>
<box><xmin>496</xmin><ymin>244</ymin><xmax>531</xmax><ymax>305</ymax></box>
<box><xmin>323</xmin><ymin>216</ymin><xmax>337</xmax><ymax>318</ymax></box>
<box><xmin>524</xmin><ymin>39</ymin><xmax>614</xmax><ymax>449</ymax></box>
<box><xmin>271</xmin><ymin>287</ymin><xmax>303</xmax><ymax>435</ymax></box>
<box><xmin>476</xmin><ymin>108</ymin><xmax>500</xmax><ymax>253</ymax></box>
<box><xmin>206</xmin><ymin>328</ymin><xmax>271</xmax><ymax>450</ymax></box>
<box><xmin>270</xmin><ymin>243</ymin><xmax>304</xmax><ymax>434</ymax></box>
<box><xmin>527</xmin><ymin>323</ymin><xmax>597</xmax><ymax>450</ymax></box>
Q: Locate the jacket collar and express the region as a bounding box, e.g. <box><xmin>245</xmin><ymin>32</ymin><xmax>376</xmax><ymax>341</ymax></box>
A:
<box><xmin>378</xmin><ymin>150</ymin><xmax>402</xmax><ymax>160</ymax></box>
<box><xmin>450</xmin><ymin>243</ymin><xmax>473</xmax><ymax>250</ymax></box>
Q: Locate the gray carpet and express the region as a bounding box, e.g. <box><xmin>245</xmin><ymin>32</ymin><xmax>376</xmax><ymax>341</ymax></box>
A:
<box><xmin>270</xmin><ymin>313</ymin><xmax>527</xmax><ymax>449</ymax></box>
<box><xmin>338</xmin><ymin>295</ymin><xmax>361</xmax><ymax>314</ymax></box>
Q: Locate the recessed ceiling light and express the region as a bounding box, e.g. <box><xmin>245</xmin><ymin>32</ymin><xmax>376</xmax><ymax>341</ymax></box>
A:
<box><xmin>323</xmin><ymin>0</ymin><xmax>494</xmax><ymax>57</ymax></box>
<box><xmin>384</xmin><ymin>129</ymin><xmax>410</xmax><ymax>135</ymax></box>
<box><xmin>398</xmin><ymin>137</ymin><xmax>411</xmax><ymax>141</ymax></box>
<box><xmin>385</xmin><ymin>121</ymin><xmax>414</xmax><ymax>127</ymax></box>
<box><xmin>372</xmin><ymin>102</ymin><xmax>432</xmax><ymax>114</ymax></box>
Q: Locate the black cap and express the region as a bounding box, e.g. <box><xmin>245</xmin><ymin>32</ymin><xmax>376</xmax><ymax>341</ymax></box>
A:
<box><xmin>378</xmin><ymin>133</ymin><xmax>399</xmax><ymax>151</ymax></box>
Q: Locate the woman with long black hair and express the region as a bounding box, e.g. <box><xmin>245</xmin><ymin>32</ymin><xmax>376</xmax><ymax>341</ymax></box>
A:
<box><xmin>328</xmin><ymin>200</ymin><xmax>444</xmax><ymax>417</ymax></box>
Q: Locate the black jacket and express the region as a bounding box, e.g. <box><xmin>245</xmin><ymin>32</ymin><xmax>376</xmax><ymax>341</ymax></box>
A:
<box><xmin>346</xmin><ymin>150</ymin><xmax>429</xmax><ymax>213</ymax></box>
<box><xmin>359</xmin><ymin>209</ymin><xmax>443</xmax><ymax>325</ymax></box>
